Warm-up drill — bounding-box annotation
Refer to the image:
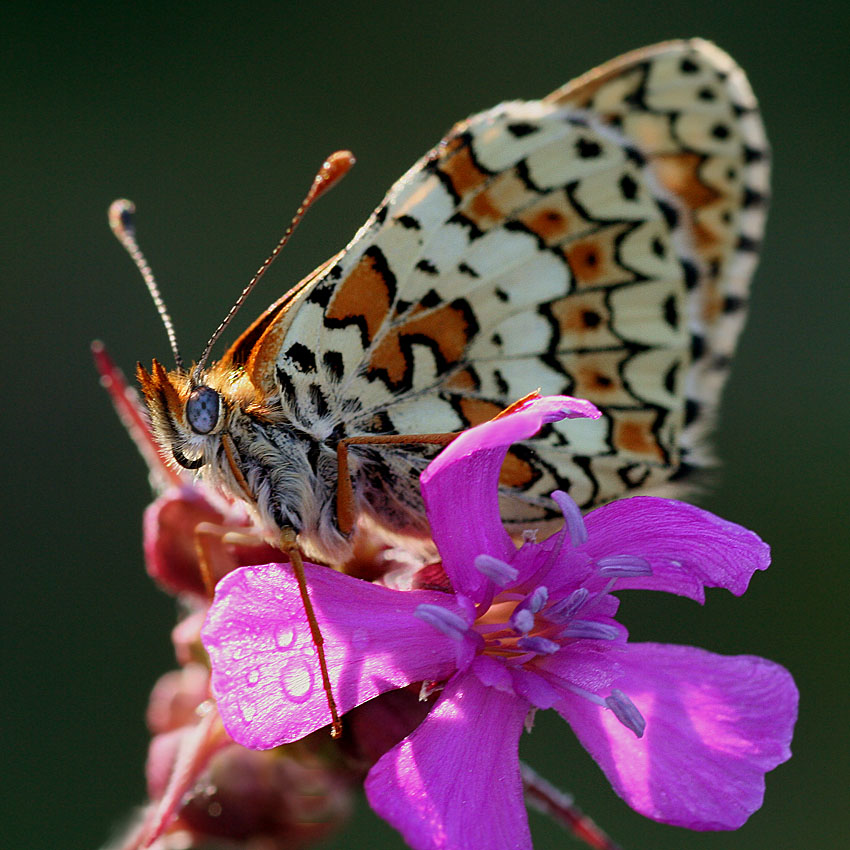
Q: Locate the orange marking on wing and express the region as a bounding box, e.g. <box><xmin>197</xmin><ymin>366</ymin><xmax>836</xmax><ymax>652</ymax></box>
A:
<box><xmin>653</xmin><ymin>152</ymin><xmax>721</xmax><ymax>212</ymax></box>
<box><xmin>611</xmin><ymin>410</ymin><xmax>666</xmax><ymax>463</ymax></box>
<box><xmin>369</xmin><ymin>302</ymin><xmax>474</xmax><ymax>387</ymax></box>
<box><xmin>439</xmin><ymin>135</ymin><xmax>466</xmax><ymax>158</ymax></box>
<box><xmin>577</xmin><ymin>365</ymin><xmax>621</xmax><ymax>397</ymax></box>
<box><xmin>462</xmin><ymin>170</ymin><xmax>539</xmax><ymax>232</ymax></box>
<box><xmin>526</xmin><ymin>208</ymin><xmax>571</xmax><ymax>242</ymax></box>
<box><xmin>563</xmin><ymin>225</ymin><xmax>634</xmax><ymax>289</ymax></box>
<box><xmin>700</xmin><ymin>282</ymin><xmax>724</xmax><ymax>325</ymax></box>
<box><xmin>469</xmin><ymin>189</ymin><xmax>502</xmax><ymax>225</ymax></box>
<box><xmin>549</xmin><ymin>291</ymin><xmax>611</xmax><ymax>339</ymax></box>
<box><xmin>499</xmin><ymin>448</ymin><xmax>537</xmax><ymax>488</ymax></box>
<box><xmin>458</xmin><ymin>397</ymin><xmax>504</xmax><ymax>426</ymax></box>
<box><xmin>517</xmin><ymin>189</ymin><xmax>587</xmax><ymax>245</ymax></box>
<box><xmin>692</xmin><ymin>212</ymin><xmax>726</xmax><ymax>251</ymax></box>
<box><xmin>565</xmin><ymin>239</ymin><xmax>605</xmax><ymax>285</ymax></box>
<box><xmin>326</xmin><ymin>252</ymin><xmax>393</xmax><ymax>343</ymax></box>
<box><xmin>439</xmin><ymin>146</ymin><xmax>489</xmax><ymax>198</ymax></box>
<box><xmin>445</xmin><ymin>367</ymin><xmax>478</xmax><ymax>391</ymax></box>
<box><xmin>561</xmin><ymin>352</ymin><xmax>636</xmax><ymax>406</ymax></box>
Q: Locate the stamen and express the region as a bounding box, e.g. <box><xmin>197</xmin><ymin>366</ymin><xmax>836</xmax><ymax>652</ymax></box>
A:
<box><xmin>517</xmin><ymin>636</ymin><xmax>560</xmax><ymax>655</ymax></box>
<box><xmin>510</xmin><ymin>586</ymin><xmax>549</xmax><ymax>634</ymax></box>
<box><xmin>546</xmin><ymin>588</ymin><xmax>590</xmax><ymax>623</ymax></box>
<box><xmin>415</xmin><ymin>604</ymin><xmax>469</xmax><ymax>642</ymax></box>
<box><xmin>597</xmin><ymin>554</ymin><xmax>652</xmax><ymax>577</ymax></box>
<box><xmin>474</xmin><ymin>554</ymin><xmax>519</xmax><ymax>587</ymax></box>
<box><xmin>561</xmin><ymin>621</ymin><xmax>620</xmax><ymax>641</ymax></box>
<box><xmin>551</xmin><ymin>491</ymin><xmax>588</xmax><ymax>546</ymax></box>
<box><xmin>605</xmin><ymin>689</ymin><xmax>646</xmax><ymax>738</ymax></box>
<box><xmin>524</xmin><ymin>586</ymin><xmax>549</xmax><ymax>613</ymax></box>
<box><xmin>511</xmin><ymin>608</ymin><xmax>535</xmax><ymax>635</ymax></box>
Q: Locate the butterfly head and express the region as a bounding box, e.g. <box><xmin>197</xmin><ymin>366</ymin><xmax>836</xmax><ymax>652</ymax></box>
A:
<box><xmin>136</xmin><ymin>360</ymin><xmax>231</xmax><ymax>470</ymax></box>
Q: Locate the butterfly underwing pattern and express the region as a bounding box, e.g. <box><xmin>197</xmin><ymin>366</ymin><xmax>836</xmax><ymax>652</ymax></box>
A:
<box><xmin>137</xmin><ymin>38</ymin><xmax>769</xmax><ymax>564</ymax></box>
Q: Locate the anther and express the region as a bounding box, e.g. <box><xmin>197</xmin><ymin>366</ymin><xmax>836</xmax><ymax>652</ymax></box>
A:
<box><xmin>551</xmin><ymin>490</ymin><xmax>588</xmax><ymax>546</ymax></box>
<box><xmin>517</xmin><ymin>636</ymin><xmax>560</xmax><ymax>655</ymax></box>
<box><xmin>415</xmin><ymin>604</ymin><xmax>469</xmax><ymax>642</ymax></box>
<box><xmin>510</xmin><ymin>586</ymin><xmax>549</xmax><ymax>634</ymax></box>
<box><xmin>597</xmin><ymin>554</ymin><xmax>653</xmax><ymax>577</ymax></box>
<box><xmin>561</xmin><ymin>621</ymin><xmax>620</xmax><ymax>641</ymax></box>
<box><xmin>605</xmin><ymin>689</ymin><xmax>646</xmax><ymax>737</ymax></box>
<box><xmin>474</xmin><ymin>554</ymin><xmax>519</xmax><ymax>587</ymax></box>
<box><xmin>546</xmin><ymin>588</ymin><xmax>589</xmax><ymax>623</ymax></box>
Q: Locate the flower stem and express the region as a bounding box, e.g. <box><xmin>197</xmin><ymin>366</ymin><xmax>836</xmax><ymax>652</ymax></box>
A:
<box><xmin>521</xmin><ymin>761</ymin><xmax>624</xmax><ymax>850</ymax></box>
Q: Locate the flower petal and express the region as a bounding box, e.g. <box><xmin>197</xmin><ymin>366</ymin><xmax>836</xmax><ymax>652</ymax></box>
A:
<box><xmin>556</xmin><ymin>642</ymin><xmax>798</xmax><ymax>829</ymax></box>
<box><xmin>202</xmin><ymin>563</ymin><xmax>460</xmax><ymax>749</ymax></box>
<box><xmin>583</xmin><ymin>497</ymin><xmax>771</xmax><ymax>601</ymax></box>
<box><xmin>365</xmin><ymin>671</ymin><xmax>532</xmax><ymax>850</ymax></box>
<box><xmin>421</xmin><ymin>395</ymin><xmax>599</xmax><ymax>601</ymax></box>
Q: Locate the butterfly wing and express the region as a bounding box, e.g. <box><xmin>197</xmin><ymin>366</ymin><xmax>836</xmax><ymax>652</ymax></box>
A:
<box><xmin>243</xmin><ymin>39</ymin><xmax>768</xmax><ymax>532</ymax></box>
<box><xmin>544</xmin><ymin>38</ymin><xmax>770</xmax><ymax>469</ymax></box>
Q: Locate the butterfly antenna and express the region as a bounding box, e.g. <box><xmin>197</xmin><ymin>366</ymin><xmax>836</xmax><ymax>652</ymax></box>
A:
<box><xmin>109</xmin><ymin>199</ymin><xmax>185</xmax><ymax>374</ymax></box>
<box><xmin>195</xmin><ymin>150</ymin><xmax>356</xmax><ymax>378</ymax></box>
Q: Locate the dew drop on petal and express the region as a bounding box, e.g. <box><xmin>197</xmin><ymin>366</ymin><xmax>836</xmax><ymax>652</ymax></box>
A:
<box><xmin>275</xmin><ymin>625</ymin><xmax>297</xmax><ymax>650</ymax></box>
<box><xmin>280</xmin><ymin>658</ymin><xmax>315</xmax><ymax>704</ymax></box>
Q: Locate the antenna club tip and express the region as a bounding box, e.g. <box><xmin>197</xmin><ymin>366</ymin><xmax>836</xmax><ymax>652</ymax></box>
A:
<box><xmin>108</xmin><ymin>198</ymin><xmax>137</xmax><ymax>239</ymax></box>
<box><xmin>326</xmin><ymin>149</ymin><xmax>356</xmax><ymax>169</ymax></box>
<box><xmin>310</xmin><ymin>150</ymin><xmax>356</xmax><ymax>201</ymax></box>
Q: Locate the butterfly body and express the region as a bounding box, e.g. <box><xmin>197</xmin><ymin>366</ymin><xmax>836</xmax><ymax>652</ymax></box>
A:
<box><xmin>137</xmin><ymin>39</ymin><xmax>768</xmax><ymax>564</ymax></box>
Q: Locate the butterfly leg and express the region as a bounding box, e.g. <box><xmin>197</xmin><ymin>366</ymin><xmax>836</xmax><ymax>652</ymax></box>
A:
<box><xmin>280</xmin><ymin>527</ymin><xmax>343</xmax><ymax>739</ymax></box>
<box><xmin>335</xmin><ymin>433</ymin><xmax>461</xmax><ymax>535</ymax></box>
<box><xmin>192</xmin><ymin>523</ymin><xmax>270</xmax><ymax>599</ymax></box>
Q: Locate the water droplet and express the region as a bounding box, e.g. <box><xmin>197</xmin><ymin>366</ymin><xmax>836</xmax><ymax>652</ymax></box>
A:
<box><xmin>275</xmin><ymin>625</ymin><xmax>297</xmax><ymax>650</ymax></box>
<box><xmin>280</xmin><ymin>658</ymin><xmax>315</xmax><ymax>704</ymax></box>
<box><xmin>352</xmin><ymin>627</ymin><xmax>369</xmax><ymax>651</ymax></box>
<box><xmin>246</xmin><ymin>668</ymin><xmax>260</xmax><ymax>686</ymax></box>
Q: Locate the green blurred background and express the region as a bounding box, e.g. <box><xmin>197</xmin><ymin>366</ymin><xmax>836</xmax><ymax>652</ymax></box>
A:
<box><xmin>4</xmin><ymin>1</ymin><xmax>848</xmax><ymax>848</ymax></box>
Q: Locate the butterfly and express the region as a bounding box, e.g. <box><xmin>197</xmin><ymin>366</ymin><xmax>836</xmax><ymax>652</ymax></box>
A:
<box><xmin>132</xmin><ymin>38</ymin><xmax>768</xmax><ymax>567</ymax></box>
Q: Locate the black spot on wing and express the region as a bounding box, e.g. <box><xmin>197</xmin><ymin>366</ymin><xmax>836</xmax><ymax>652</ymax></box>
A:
<box><xmin>723</xmin><ymin>294</ymin><xmax>747</xmax><ymax>314</ymax></box>
<box><xmin>575</xmin><ymin>137</ymin><xmax>602</xmax><ymax>159</ymax></box>
<box><xmin>323</xmin><ymin>350</ymin><xmax>344</xmax><ymax>381</ymax></box>
<box><xmin>619</xmin><ymin>173</ymin><xmax>638</xmax><ymax>201</ymax></box>
<box><xmin>309</xmin><ymin>383</ymin><xmax>329</xmax><ymax>418</ymax></box>
<box><xmin>286</xmin><ymin>342</ymin><xmax>317</xmax><ymax>373</ymax></box>
<box><xmin>420</xmin><ymin>289</ymin><xmax>442</xmax><ymax>309</ymax></box>
<box><xmin>507</xmin><ymin>122</ymin><xmax>538</xmax><ymax>138</ymax></box>
<box><xmin>416</xmin><ymin>259</ymin><xmax>438</xmax><ymax>275</ymax></box>
<box><xmin>663</xmin><ymin>294</ymin><xmax>679</xmax><ymax>329</ymax></box>
<box><xmin>307</xmin><ymin>282</ymin><xmax>334</xmax><ymax>307</ymax></box>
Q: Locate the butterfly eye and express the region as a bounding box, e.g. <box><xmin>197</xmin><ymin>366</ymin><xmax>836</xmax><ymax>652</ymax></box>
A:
<box><xmin>186</xmin><ymin>386</ymin><xmax>222</xmax><ymax>434</ymax></box>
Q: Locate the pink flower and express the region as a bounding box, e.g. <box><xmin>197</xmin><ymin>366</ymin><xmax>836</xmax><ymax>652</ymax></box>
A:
<box><xmin>94</xmin><ymin>342</ymin><xmax>357</xmax><ymax>850</ymax></box>
<box><xmin>202</xmin><ymin>395</ymin><xmax>797</xmax><ymax>849</ymax></box>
